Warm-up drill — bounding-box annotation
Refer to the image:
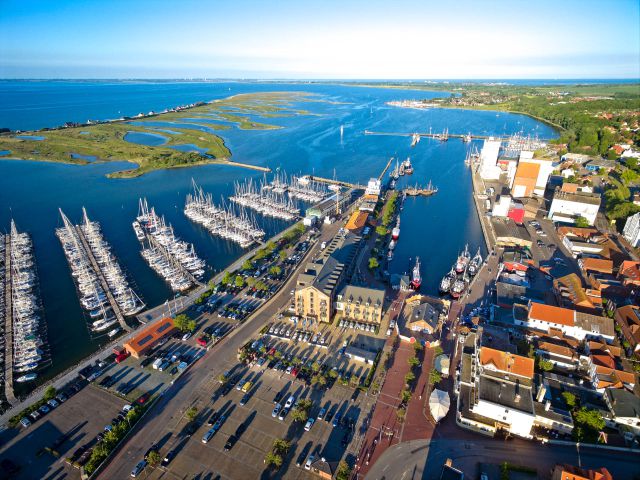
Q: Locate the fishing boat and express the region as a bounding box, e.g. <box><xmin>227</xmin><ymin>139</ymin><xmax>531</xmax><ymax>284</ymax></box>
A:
<box><xmin>450</xmin><ymin>278</ymin><xmax>466</xmax><ymax>299</ymax></box>
<box><xmin>403</xmin><ymin>157</ymin><xmax>413</xmax><ymax>175</ymax></box>
<box><xmin>391</xmin><ymin>217</ymin><xmax>400</xmax><ymax>240</ymax></box>
<box><xmin>410</xmin><ymin>257</ymin><xmax>422</xmax><ymax>289</ymax></box>
<box><xmin>455</xmin><ymin>245</ymin><xmax>470</xmax><ymax>274</ymax></box>
<box><xmin>467</xmin><ymin>248</ymin><xmax>483</xmax><ymax>276</ymax></box>
<box><xmin>439</xmin><ymin>267</ymin><xmax>456</xmax><ymax>294</ymax></box>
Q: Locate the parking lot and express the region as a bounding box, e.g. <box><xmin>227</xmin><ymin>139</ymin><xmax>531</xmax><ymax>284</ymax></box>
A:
<box><xmin>139</xmin><ymin>359</ymin><xmax>370</xmax><ymax>480</ymax></box>
<box><xmin>0</xmin><ymin>385</ymin><xmax>127</xmax><ymax>479</ymax></box>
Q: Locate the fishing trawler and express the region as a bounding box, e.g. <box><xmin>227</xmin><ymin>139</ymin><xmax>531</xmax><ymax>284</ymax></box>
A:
<box><xmin>410</xmin><ymin>257</ymin><xmax>422</xmax><ymax>289</ymax></box>
<box><xmin>467</xmin><ymin>248</ymin><xmax>483</xmax><ymax>276</ymax></box>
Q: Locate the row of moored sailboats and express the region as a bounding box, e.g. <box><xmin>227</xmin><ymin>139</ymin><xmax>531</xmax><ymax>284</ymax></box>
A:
<box><xmin>57</xmin><ymin>208</ymin><xmax>144</xmax><ymax>336</ymax></box>
<box><xmin>2</xmin><ymin>221</ymin><xmax>51</xmax><ymax>384</ymax></box>
<box><xmin>134</xmin><ymin>198</ymin><xmax>206</xmax><ymax>292</ymax></box>
<box><xmin>185</xmin><ymin>181</ymin><xmax>265</xmax><ymax>248</ymax></box>
<box><xmin>230</xmin><ymin>178</ymin><xmax>300</xmax><ymax>221</ymax></box>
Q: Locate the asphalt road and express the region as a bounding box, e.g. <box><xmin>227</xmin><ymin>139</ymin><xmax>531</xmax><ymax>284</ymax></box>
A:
<box><xmin>364</xmin><ymin>437</ymin><xmax>640</xmax><ymax>480</ymax></box>
<box><xmin>97</xmin><ymin>222</ymin><xmax>343</xmax><ymax>479</ymax></box>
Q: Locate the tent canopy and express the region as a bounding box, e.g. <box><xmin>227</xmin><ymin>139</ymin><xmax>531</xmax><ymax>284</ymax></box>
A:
<box><xmin>429</xmin><ymin>388</ymin><xmax>450</xmax><ymax>422</ymax></box>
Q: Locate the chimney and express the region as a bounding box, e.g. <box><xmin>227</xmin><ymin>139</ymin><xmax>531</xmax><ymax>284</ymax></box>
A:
<box><xmin>545</xmin><ymin>400</ymin><xmax>551</xmax><ymax>411</ymax></box>
<box><xmin>536</xmin><ymin>384</ymin><xmax>547</xmax><ymax>402</ymax></box>
<box><xmin>515</xmin><ymin>393</ymin><xmax>521</xmax><ymax>403</ymax></box>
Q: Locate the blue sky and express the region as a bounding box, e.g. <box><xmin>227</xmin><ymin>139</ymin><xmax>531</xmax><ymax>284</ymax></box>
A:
<box><xmin>1</xmin><ymin>0</ymin><xmax>638</xmax><ymax>79</ymax></box>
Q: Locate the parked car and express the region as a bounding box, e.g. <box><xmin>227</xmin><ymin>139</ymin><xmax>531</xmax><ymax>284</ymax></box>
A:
<box><xmin>304</xmin><ymin>418</ymin><xmax>315</xmax><ymax>431</ymax></box>
<box><xmin>130</xmin><ymin>460</ymin><xmax>147</xmax><ymax>478</ymax></box>
<box><xmin>304</xmin><ymin>454</ymin><xmax>315</xmax><ymax>470</ymax></box>
<box><xmin>20</xmin><ymin>417</ymin><xmax>31</xmax><ymax>428</ymax></box>
<box><xmin>161</xmin><ymin>449</ymin><xmax>176</xmax><ymax>466</ymax></box>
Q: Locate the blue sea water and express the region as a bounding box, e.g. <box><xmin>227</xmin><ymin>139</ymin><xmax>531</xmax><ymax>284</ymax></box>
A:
<box><xmin>0</xmin><ymin>81</ymin><xmax>557</xmax><ymax>384</ymax></box>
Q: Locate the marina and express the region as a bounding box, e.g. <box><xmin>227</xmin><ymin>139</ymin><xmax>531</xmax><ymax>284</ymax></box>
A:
<box><xmin>3</xmin><ymin>221</ymin><xmax>51</xmax><ymax>398</ymax></box>
<box><xmin>230</xmin><ymin>178</ymin><xmax>300</xmax><ymax>221</ymax></box>
<box><xmin>134</xmin><ymin>198</ymin><xmax>206</xmax><ymax>292</ymax></box>
<box><xmin>438</xmin><ymin>244</ymin><xmax>483</xmax><ymax>299</ymax></box>
<box><xmin>185</xmin><ymin>181</ymin><xmax>265</xmax><ymax>248</ymax></box>
<box><xmin>56</xmin><ymin>209</ymin><xmax>138</xmax><ymax>336</ymax></box>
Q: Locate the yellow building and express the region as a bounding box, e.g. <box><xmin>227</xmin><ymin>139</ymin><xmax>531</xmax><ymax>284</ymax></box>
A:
<box><xmin>294</xmin><ymin>232</ymin><xmax>361</xmax><ymax>323</ymax></box>
<box><xmin>335</xmin><ymin>285</ymin><xmax>385</xmax><ymax>325</ymax></box>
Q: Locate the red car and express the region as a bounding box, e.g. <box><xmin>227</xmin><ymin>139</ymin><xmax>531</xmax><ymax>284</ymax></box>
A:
<box><xmin>197</xmin><ymin>337</ymin><xmax>208</xmax><ymax>347</ymax></box>
<box><xmin>115</xmin><ymin>352</ymin><xmax>130</xmax><ymax>363</ymax></box>
<box><xmin>291</xmin><ymin>368</ymin><xmax>299</xmax><ymax>378</ymax></box>
<box><xmin>137</xmin><ymin>393</ymin><xmax>150</xmax><ymax>405</ymax></box>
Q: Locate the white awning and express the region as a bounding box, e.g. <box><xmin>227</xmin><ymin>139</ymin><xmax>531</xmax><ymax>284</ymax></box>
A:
<box><xmin>429</xmin><ymin>388</ymin><xmax>450</xmax><ymax>423</ymax></box>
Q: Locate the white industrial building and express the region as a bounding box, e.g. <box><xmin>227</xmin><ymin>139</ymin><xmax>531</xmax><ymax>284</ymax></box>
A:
<box><xmin>548</xmin><ymin>187</ymin><xmax>601</xmax><ymax>225</ymax></box>
<box><xmin>623</xmin><ymin>212</ymin><xmax>640</xmax><ymax>247</ymax></box>
<box><xmin>478</xmin><ymin>139</ymin><xmax>502</xmax><ymax>180</ymax></box>
<box><xmin>365</xmin><ymin>178</ymin><xmax>381</xmax><ymax>196</ymax></box>
<box><xmin>491</xmin><ymin>195</ymin><xmax>512</xmax><ymax>218</ymax></box>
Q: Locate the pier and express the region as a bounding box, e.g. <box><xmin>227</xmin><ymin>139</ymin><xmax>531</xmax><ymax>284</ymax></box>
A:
<box><xmin>74</xmin><ymin>226</ymin><xmax>132</xmax><ymax>333</ymax></box>
<box><xmin>3</xmin><ymin>235</ymin><xmax>17</xmax><ymax>404</ymax></box>
<box><xmin>307</xmin><ymin>175</ymin><xmax>363</xmax><ymax>190</ymax></box>
<box><xmin>364</xmin><ymin>130</ymin><xmax>551</xmax><ymax>143</ymax></box>
<box><xmin>378</xmin><ymin>156</ymin><xmax>394</xmax><ymax>181</ymax></box>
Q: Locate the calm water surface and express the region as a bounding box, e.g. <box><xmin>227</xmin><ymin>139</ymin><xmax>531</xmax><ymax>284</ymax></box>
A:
<box><xmin>0</xmin><ymin>81</ymin><xmax>556</xmax><ymax>386</ymax></box>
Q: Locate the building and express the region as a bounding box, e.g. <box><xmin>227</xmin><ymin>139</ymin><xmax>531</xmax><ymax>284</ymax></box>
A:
<box><xmin>492</xmin><ymin>195</ymin><xmax>512</xmax><ymax>218</ymax></box>
<box><xmin>585</xmin><ymin>158</ymin><xmax>617</xmax><ymax>172</ymax></box>
<box><xmin>553</xmin><ymin>273</ymin><xmax>602</xmax><ymax>313</ymax></box>
<box><xmin>478</xmin><ymin>138</ymin><xmax>502</xmax><ymax>180</ymax></box>
<box><xmin>407</xmin><ymin>301</ymin><xmax>443</xmax><ymax>334</ymax></box>
<box><xmin>560</xmin><ymin>153</ymin><xmax>595</xmax><ymax>165</ymax></box>
<box><xmin>308</xmin><ymin>457</ymin><xmax>338</xmax><ymax>480</ymax></box>
<box><xmin>536</xmin><ymin>341</ymin><xmax>579</xmax><ymax>370</ymax></box>
<box><xmin>618</xmin><ymin>260</ymin><xmax>640</xmax><ymax>287</ymax></box>
<box><xmin>344</xmin><ymin>345</ymin><xmax>378</xmax><ymax>364</ymax></box>
<box><xmin>365</xmin><ymin>178</ymin><xmax>381</xmax><ymax>196</ymax></box>
<box><xmin>491</xmin><ymin>218</ymin><xmax>533</xmax><ymax>248</ymax></box>
<box><xmin>344</xmin><ymin>210</ymin><xmax>369</xmax><ymax>232</ymax></box>
<box><xmin>579</xmin><ymin>257</ymin><xmax>614</xmax><ymax>276</ymax></box>
<box><xmin>123</xmin><ymin>317</ymin><xmax>176</xmax><ymax>358</ymax></box>
<box><xmin>294</xmin><ymin>232</ymin><xmax>361</xmax><ymax>323</ymax></box>
<box><xmin>603</xmin><ymin>388</ymin><xmax>640</xmax><ymax>436</ymax></box>
<box><xmin>510</xmin><ymin>156</ymin><xmax>554</xmax><ymax>198</ymax></box>
<box><xmin>513</xmin><ymin>302</ymin><xmax>614</xmax><ymax>343</ymax></box>
<box><xmin>550</xmin><ymin>464</ymin><xmax>612</xmax><ymax>480</ymax></box>
<box><xmin>622</xmin><ymin>212</ymin><xmax>640</xmax><ymax>247</ymax></box>
<box><xmin>614</xmin><ymin>305</ymin><xmax>640</xmax><ymax>355</ymax></box>
<box><xmin>335</xmin><ymin>285</ymin><xmax>385</xmax><ymax>325</ymax></box>
<box><xmin>440</xmin><ymin>459</ymin><xmax>464</xmax><ymax>480</ymax></box>
<box><xmin>590</xmin><ymin>365</ymin><xmax>636</xmax><ymax>392</ymax></box>
<box><xmin>457</xmin><ymin>341</ymin><xmax>537</xmax><ymax>438</ymax></box>
<box><xmin>358</xmin><ymin>193</ymin><xmax>378</xmax><ymax>212</ymax></box>
<box><xmin>548</xmin><ymin>187</ymin><xmax>601</xmax><ymax>226</ymax></box>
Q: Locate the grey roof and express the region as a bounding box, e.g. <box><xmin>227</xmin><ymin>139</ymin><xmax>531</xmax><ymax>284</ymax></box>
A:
<box><xmin>533</xmin><ymin>402</ymin><xmax>574</xmax><ymax>426</ymax></box>
<box><xmin>337</xmin><ymin>284</ymin><xmax>384</xmax><ymax>307</ymax></box>
<box><xmin>574</xmin><ymin>312</ymin><xmax>615</xmax><ymax>338</ymax></box>
<box><xmin>552</xmin><ymin>188</ymin><xmax>602</xmax><ymax>206</ymax></box>
<box><xmin>410</xmin><ymin>302</ymin><xmax>441</xmax><ymax>330</ymax></box>
<box><xmin>587</xmin><ymin>158</ymin><xmax>617</xmax><ymax>169</ymax></box>
<box><xmin>478</xmin><ymin>375</ymin><xmax>534</xmax><ymax>414</ymax></box>
<box><xmin>298</xmin><ymin>232</ymin><xmax>360</xmax><ymax>295</ymax></box>
<box><xmin>605</xmin><ymin>388</ymin><xmax>640</xmax><ymax>419</ymax></box>
<box><xmin>492</xmin><ymin>218</ymin><xmax>532</xmax><ymax>244</ymax></box>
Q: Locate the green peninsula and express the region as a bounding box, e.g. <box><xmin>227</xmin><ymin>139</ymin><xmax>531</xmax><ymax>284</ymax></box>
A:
<box><xmin>0</xmin><ymin>91</ymin><xmax>313</xmax><ymax>178</ymax></box>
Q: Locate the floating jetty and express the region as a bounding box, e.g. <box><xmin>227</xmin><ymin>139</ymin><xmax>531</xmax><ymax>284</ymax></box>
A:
<box><xmin>287</xmin><ymin>175</ymin><xmax>328</xmax><ymax>203</ymax></box>
<box><xmin>185</xmin><ymin>181</ymin><xmax>265</xmax><ymax>248</ymax></box>
<box><xmin>230</xmin><ymin>178</ymin><xmax>299</xmax><ymax>221</ymax></box>
<box><xmin>2</xmin><ymin>221</ymin><xmax>50</xmax><ymax>393</ymax></box>
<box><xmin>134</xmin><ymin>198</ymin><xmax>205</xmax><ymax>292</ymax></box>
<box><xmin>57</xmin><ymin>209</ymin><xmax>137</xmax><ymax>335</ymax></box>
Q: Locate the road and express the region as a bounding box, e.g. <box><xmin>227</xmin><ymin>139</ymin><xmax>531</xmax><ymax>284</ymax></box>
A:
<box><xmin>364</xmin><ymin>436</ymin><xmax>640</xmax><ymax>480</ymax></box>
<box><xmin>97</xmin><ymin>222</ymin><xmax>343</xmax><ymax>479</ymax></box>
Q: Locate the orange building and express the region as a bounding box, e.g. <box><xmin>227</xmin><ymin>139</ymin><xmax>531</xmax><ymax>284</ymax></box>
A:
<box><xmin>124</xmin><ymin>317</ymin><xmax>176</xmax><ymax>358</ymax></box>
<box><xmin>345</xmin><ymin>211</ymin><xmax>369</xmax><ymax>232</ymax></box>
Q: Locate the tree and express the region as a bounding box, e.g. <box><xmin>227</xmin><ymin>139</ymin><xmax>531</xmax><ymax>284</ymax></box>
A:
<box><xmin>561</xmin><ymin>391</ymin><xmax>577</xmax><ymax>410</ymax></box>
<box><xmin>221</xmin><ymin>271</ymin><xmax>233</xmax><ymax>285</ymax></box>
<box><xmin>336</xmin><ymin>460</ymin><xmax>352</xmax><ymax>480</ymax></box>
<box><xmin>328</xmin><ymin>369</ymin><xmax>339</xmax><ymax>379</ymax></box>
<box><xmin>292</xmin><ymin>399</ymin><xmax>312</xmax><ymax>422</ymax></box>
<box><xmin>574</xmin><ymin>407</ymin><xmax>605</xmax><ymax>431</ymax></box>
<box><xmin>186</xmin><ymin>406</ymin><xmax>198</xmax><ymax>422</ymax></box>
<box><xmin>217</xmin><ymin>373</ymin><xmax>228</xmax><ymax>384</ymax></box>
<box><xmin>396</xmin><ymin>407</ymin><xmax>406</xmax><ymax>423</ymax></box>
<box><xmin>279</xmin><ymin>250</ymin><xmax>288</xmax><ymax>261</ymax></box>
<box><xmin>537</xmin><ymin>356</ymin><xmax>554</xmax><ymax>372</ymax></box>
<box><xmin>414</xmin><ymin>342</ymin><xmax>425</xmax><ymax>353</ymax></box>
<box><xmin>375</xmin><ymin>226</ymin><xmax>388</xmax><ymax>237</ymax></box>
<box><xmin>174</xmin><ymin>313</ymin><xmax>195</xmax><ymax>332</ymax></box>
<box><xmin>272</xmin><ymin>439</ymin><xmax>291</xmax><ymax>455</ymax></box>
<box><xmin>400</xmin><ymin>389</ymin><xmax>412</xmax><ymax>404</ymax></box>
<box><xmin>147</xmin><ymin>450</ymin><xmax>161</xmax><ymax>467</ymax></box>
<box><xmin>43</xmin><ymin>386</ymin><xmax>57</xmax><ymax>401</ymax></box>
<box><xmin>408</xmin><ymin>356</ymin><xmax>420</xmax><ymax>368</ymax></box>
<box><xmin>575</xmin><ymin>216</ymin><xmax>590</xmax><ymax>228</ymax></box>
<box><xmin>264</xmin><ymin>451</ymin><xmax>283</xmax><ymax>468</ymax></box>
<box><xmin>311</xmin><ymin>361</ymin><xmax>321</xmax><ymax>373</ymax></box>
<box><xmin>234</xmin><ymin>275</ymin><xmax>245</xmax><ymax>288</ymax></box>
<box><xmin>311</xmin><ymin>374</ymin><xmax>327</xmax><ymax>387</ymax></box>
<box><xmin>242</xmin><ymin>259</ymin><xmax>254</xmax><ymax>270</ymax></box>
<box><xmin>368</xmin><ymin>257</ymin><xmax>379</xmax><ymax>270</ymax></box>
<box><xmin>404</xmin><ymin>372</ymin><xmax>415</xmax><ymax>385</ymax></box>
<box><xmin>269</xmin><ymin>265</ymin><xmax>282</xmax><ymax>276</ymax></box>
<box><xmin>429</xmin><ymin>369</ymin><xmax>442</xmax><ymax>385</ymax></box>
<box><xmin>255</xmin><ymin>281</ymin><xmax>268</xmax><ymax>291</ymax></box>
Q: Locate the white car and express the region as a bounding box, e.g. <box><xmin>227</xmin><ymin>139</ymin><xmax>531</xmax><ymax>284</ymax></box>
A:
<box><xmin>304</xmin><ymin>418</ymin><xmax>315</xmax><ymax>431</ymax></box>
<box><xmin>182</xmin><ymin>332</ymin><xmax>192</xmax><ymax>341</ymax></box>
<box><xmin>304</xmin><ymin>454</ymin><xmax>315</xmax><ymax>470</ymax></box>
<box><xmin>285</xmin><ymin>395</ymin><xmax>296</xmax><ymax>408</ymax></box>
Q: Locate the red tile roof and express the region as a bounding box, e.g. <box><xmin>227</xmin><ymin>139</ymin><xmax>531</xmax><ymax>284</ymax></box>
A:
<box><xmin>529</xmin><ymin>302</ymin><xmax>575</xmax><ymax>327</ymax></box>
<box><xmin>479</xmin><ymin>347</ymin><xmax>534</xmax><ymax>379</ymax></box>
